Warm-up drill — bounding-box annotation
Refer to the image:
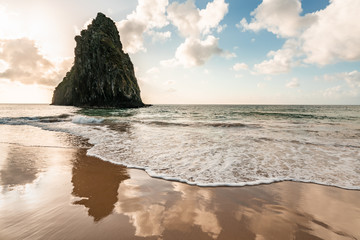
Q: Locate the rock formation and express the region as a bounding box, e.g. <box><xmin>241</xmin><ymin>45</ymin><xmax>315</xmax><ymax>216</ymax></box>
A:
<box><xmin>52</xmin><ymin>12</ymin><xmax>145</xmax><ymax>108</ymax></box>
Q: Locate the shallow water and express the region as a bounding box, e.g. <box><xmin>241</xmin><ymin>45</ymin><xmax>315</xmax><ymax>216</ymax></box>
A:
<box><xmin>0</xmin><ymin>104</ymin><xmax>359</xmax><ymax>189</ymax></box>
<box><xmin>0</xmin><ymin>125</ymin><xmax>359</xmax><ymax>240</ymax></box>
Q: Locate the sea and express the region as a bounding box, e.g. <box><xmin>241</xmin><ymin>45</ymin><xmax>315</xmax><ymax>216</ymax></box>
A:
<box><xmin>0</xmin><ymin>104</ymin><xmax>359</xmax><ymax>189</ymax></box>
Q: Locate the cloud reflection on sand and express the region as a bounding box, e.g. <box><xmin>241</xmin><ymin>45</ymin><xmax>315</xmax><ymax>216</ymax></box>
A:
<box><xmin>115</xmin><ymin>170</ymin><xmax>222</xmax><ymax>239</ymax></box>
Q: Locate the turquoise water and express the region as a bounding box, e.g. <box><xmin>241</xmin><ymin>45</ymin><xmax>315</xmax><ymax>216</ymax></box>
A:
<box><xmin>1</xmin><ymin>104</ymin><xmax>359</xmax><ymax>189</ymax></box>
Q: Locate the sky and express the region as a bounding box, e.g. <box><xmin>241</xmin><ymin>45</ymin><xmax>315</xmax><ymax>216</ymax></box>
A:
<box><xmin>0</xmin><ymin>0</ymin><xmax>359</xmax><ymax>104</ymax></box>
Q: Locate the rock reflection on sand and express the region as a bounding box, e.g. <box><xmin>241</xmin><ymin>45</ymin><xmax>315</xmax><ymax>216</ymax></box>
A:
<box><xmin>71</xmin><ymin>151</ymin><xmax>129</xmax><ymax>222</ymax></box>
<box><xmin>115</xmin><ymin>171</ymin><xmax>222</xmax><ymax>239</ymax></box>
<box><xmin>1</xmin><ymin>126</ymin><xmax>360</xmax><ymax>240</ymax></box>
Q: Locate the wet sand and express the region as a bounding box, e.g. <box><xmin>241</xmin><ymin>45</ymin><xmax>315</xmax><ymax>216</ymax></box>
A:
<box><xmin>0</xmin><ymin>125</ymin><xmax>359</xmax><ymax>240</ymax></box>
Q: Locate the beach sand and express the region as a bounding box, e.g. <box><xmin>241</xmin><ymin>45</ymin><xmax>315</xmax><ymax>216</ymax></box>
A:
<box><xmin>0</xmin><ymin>125</ymin><xmax>359</xmax><ymax>240</ymax></box>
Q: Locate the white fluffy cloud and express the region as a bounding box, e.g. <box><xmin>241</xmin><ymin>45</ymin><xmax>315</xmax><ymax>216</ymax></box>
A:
<box><xmin>167</xmin><ymin>0</ymin><xmax>228</xmax><ymax>38</ymax></box>
<box><xmin>239</xmin><ymin>0</ymin><xmax>316</xmax><ymax>38</ymax></box>
<box><xmin>0</xmin><ymin>38</ymin><xmax>71</xmax><ymax>86</ymax></box>
<box><xmin>147</xmin><ymin>30</ymin><xmax>171</xmax><ymax>42</ymax></box>
<box><xmin>164</xmin><ymin>0</ymin><xmax>229</xmax><ymax>67</ymax></box>
<box><xmin>319</xmin><ymin>70</ymin><xmax>360</xmax><ymax>97</ymax></box>
<box><xmin>323</xmin><ymin>71</ymin><xmax>360</xmax><ymax>89</ymax></box>
<box><xmin>302</xmin><ymin>0</ymin><xmax>360</xmax><ymax>65</ymax></box>
<box><xmin>286</xmin><ymin>77</ymin><xmax>299</xmax><ymax>88</ymax></box>
<box><xmin>198</xmin><ymin>0</ymin><xmax>229</xmax><ymax>35</ymax></box>
<box><xmin>117</xmin><ymin>0</ymin><xmax>169</xmax><ymax>53</ymax></box>
<box><xmin>175</xmin><ymin>36</ymin><xmax>222</xmax><ymax>67</ymax></box>
<box><xmin>117</xmin><ymin>0</ymin><xmax>230</xmax><ymax>66</ymax></box>
<box><xmin>232</xmin><ymin>62</ymin><xmax>249</xmax><ymax>71</ymax></box>
<box><xmin>167</xmin><ymin>0</ymin><xmax>201</xmax><ymax>38</ymax></box>
<box><xmin>162</xmin><ymin>36</ymin><xmax>222</xmax><ymax>67</ymax></box>
<box><xmin>242</xmin><ymin>0</ymin><xmax>360</xmax><ymax>73</ymax></box>
<box><xmin>254</xmin><ymin>39</ymin><xmax>300</xmax><ymax>74</ymax></box>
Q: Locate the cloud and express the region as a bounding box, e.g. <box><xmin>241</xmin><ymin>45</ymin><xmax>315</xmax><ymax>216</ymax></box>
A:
<box><xmin>323</xmin><ymin>70</ymin><xmax>360</xmax><ymax>95</ymax></box>
<box><xmin>319</xmin><ymin>71</ymin><xmax>360</xmax><ymax>97</ymax></box>
<box><xmin>344</xmin><ymin>71</ymin><xmax>360</xmax><ymax>89</ymax></box>
<box><xmin>167</xmin><ymin>0</ymin><xmax>201</xmax><ymax>38</ymax></box>
<box><xmin>145</xmin><ymin>67</ymin><xmax>161</xmax><ymax>80</ymax></box>
<box><xmin>254</xmin><ymin>39</ymin><xmax>300</xmax><ymax>74</ymax></box>
<box><xmin>117</xmin><ymin>0</ymin><xmax>169</xmax><ymax>53</ymax></box>
<box><xmin>286</xmin><ymin>78</ymin><xmax>299</xmax><ymax>88</ymax></box>
<box><xmin>242</xmin><ymin>0</ymin><xmax>360</xmax><ymax>73</ymax></box>
<box><xmin>221</xmin><ymin>51</ymin><xmax>236</xmax><ymax>59</ymax></box>
<box><xmin>117</xmin><ymin>0</ymin><xmax>229</xmax><ymax>66</ymax></box>
<box><xmin>321</xmin><ymin>71</ymin><xmax>360</xmax><ymax>88</ymax></box>
<box><xmin>164</xmin><ymin>0</ymin><xmax>229</xmax><ymax>67</ymax></box>
<box><xmin>198</xmin><ymin>0</ymin><xmax>229</xmax><ymax>35</ymax></box>
<box><xmin>239</xmin><ymin>0</ymin><xmax>316</xmax><ymax>38</ymax></box>
<box><xmin>0</xmin><ymin>38</ymin><xmax>72</xmax><ymax>86</ymax></box>
<box><xmin>0</xmin><ymin>59</ymin><xmax>9</xmax><ymax>73</ymax></box>
<box><xmin>302</xmin><ymin>0</ymin><xmax>360</xmax><ymax>65</ymax></box>
<box><xmin>146</xmin><ymin>67</ymin><xmax>160</xmax><ymax>75</ymax></box>
<box><xmin>233</xmin><ymin>62</ymin><xmax>249</xmax><ymax>71</ymax></box>
<box><xmin>216</xmin><ymin>24</ymin><xmax>227</xmax><ymax>33</ymax></box>
<box><xmin>167</xmin><ymin>0</ymin><xmax>228</xmax><ymax>38</ymax></box>
<box><xmin>322</xmin><ymin>85</ymin><xmax>342</xmax><ymax>98</ymax></box>
<box><xmin>117</xmin><ymin>19</ymin><xmax>148</xmax><ymax>53</ymax></box>
<box><xmin>147</xmin><ymin>30</ymin><xmax>171</xmax><ymax>42</ymax></box>
<box><xmin>162</xmin><ymin>36</ymin><xmax>222</xmax><ymax>67</ymax></box>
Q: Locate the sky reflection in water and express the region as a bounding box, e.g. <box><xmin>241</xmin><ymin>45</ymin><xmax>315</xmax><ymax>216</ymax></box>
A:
<box><xmin>0</xmin><ymin>125</ymin><xmax>359</xmax><ymax>240</ymax></box>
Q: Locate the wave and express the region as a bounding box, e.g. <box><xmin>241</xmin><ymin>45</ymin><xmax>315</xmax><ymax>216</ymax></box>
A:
<box><xmin>0</xmin><ymin>114</ymin><xmax>74</xmax><ymax>125</ymax></box>
<box><xmin>204</xmin><ymin>122</ymin><xmax>260</xmax><ymax>128</ymax></box>
<box><xmin>87</xmin><ymin>151</ymin><xmax>360</xmax><ymax>190</ymax></box>
<box><xmin>71</xmin><ymin>116</ymin><xmax>104</xmax><ymax>124</ymax></box>
<box><xmin>1</xmin><ymin>107</ymin><xmax>359</xmax><ymax>190</ymax></box>
<box><xmin>231</xmin><ymin>111</ymin><xmax>352</xmax><ymax>120</ymax></box>
<box><xmin>253</xmin><ymin>137</ymin><xmax>360</xmax><ymax>149</ymax></box>
<box><xmin>138</xmin><ymin>120</ymin><xmax>190</xmax><ymax>127</ymax></box>
<box><xmin>130</xmin><ymin>120</ymin><xmax>260</xmax><ymax>129</ymax></box>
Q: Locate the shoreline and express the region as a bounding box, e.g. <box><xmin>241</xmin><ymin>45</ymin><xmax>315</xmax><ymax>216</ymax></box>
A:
<box><xmin>1</xmin><ymin>125</ymin><xmax>360</xmax><ymax>239</ymax></box>
<box><xmin>87</xmin><ymin>149</ymin><xmax>360</xmax><ymax>191</ymax></box>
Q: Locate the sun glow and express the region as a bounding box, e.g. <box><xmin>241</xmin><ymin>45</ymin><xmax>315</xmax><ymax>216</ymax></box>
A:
<box><xmin>0</xmin><ymin>80</ymin><xmax>52</xmax><ymax>104</ymax></box>
<box><xmin>0</xmin><ymin>4</ymin><xmax>73</xmax><ymax>104</ymax></box>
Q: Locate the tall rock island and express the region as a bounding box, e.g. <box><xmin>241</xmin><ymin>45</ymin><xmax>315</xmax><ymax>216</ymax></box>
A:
<box><xmin>52</xmin><ymin>13</ymin><xmax>145</xmax><ymax>108</ymax></box>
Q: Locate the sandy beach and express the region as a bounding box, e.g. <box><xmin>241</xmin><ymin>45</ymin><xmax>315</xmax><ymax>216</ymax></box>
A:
<box><xmin>0</xmin><ymin>125</ymin><xmax>359</xmax><ymax>240</ymax></box>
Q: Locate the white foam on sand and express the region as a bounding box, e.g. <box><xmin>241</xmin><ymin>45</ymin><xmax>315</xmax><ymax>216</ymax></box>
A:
<box><xmin>71</xmin><ymin>115</ymin><xmax>104</xmax><ymax>124</ymax></box>
<box><xmin>1</xmin><ymin>110</ymin><xmax>359</xmax><ymax>190</ymax></box>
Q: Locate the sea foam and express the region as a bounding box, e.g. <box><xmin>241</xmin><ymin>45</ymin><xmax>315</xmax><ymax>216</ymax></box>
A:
<box><xmin>71</xmin><ymin>116</ymin><xmax>104</xmax><ymax>124</ymax></box>
<box><xmin>1</xmin><ymin>104</ymin><xmax>359</xmax><ymax>190</ymax></box>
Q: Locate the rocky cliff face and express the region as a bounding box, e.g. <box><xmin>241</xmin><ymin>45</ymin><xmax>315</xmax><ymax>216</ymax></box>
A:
<box><xmin>52</xmin><ymin>12</ymin><xmax>145</xmax><ymax>108</ymax></box>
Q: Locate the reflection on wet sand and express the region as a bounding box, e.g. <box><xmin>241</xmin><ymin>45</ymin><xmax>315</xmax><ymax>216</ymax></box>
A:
<box><xmin>0</xmin><ymin>145</ymin><xmax>44</xmax><ymax>189</ymax></box>
<box><xmin>71</xmin><ymin>150</ymin><xmax>129</xmax><ymax>222</ymax></box>
<box><xmin>115</xmin><ymin>171</ymin><xmax>244</xmax><ymax>239</ymax></box>
<box><xmin>0</xmin><ymin>125</ymin><xmax>360</xmax><ymax>239</ymax></box>
<box><xmin>115</xmin><ymin>170</ymin><xmax>360</xmax><ymax>240</ymax></box>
